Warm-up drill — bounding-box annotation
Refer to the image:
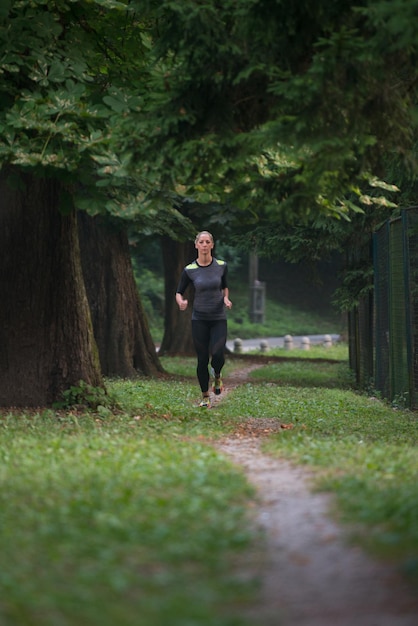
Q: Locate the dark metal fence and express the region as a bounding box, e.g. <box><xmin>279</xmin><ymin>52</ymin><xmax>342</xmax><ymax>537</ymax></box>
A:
<box><xmin>346</xmin><ymin>237</ymin><xmax>374</xmax><ymax>391</ymax></box>
<box><xmin>371</xmin><ymin>207</ymin><xmax>418</xmax><ymax>408</ymax></box>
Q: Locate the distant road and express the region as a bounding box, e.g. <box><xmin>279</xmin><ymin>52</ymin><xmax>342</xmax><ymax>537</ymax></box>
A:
<box><xmin>226</xmin><ymin>334</ymin><xmax>341</xmax><ymax>353</ymax></box>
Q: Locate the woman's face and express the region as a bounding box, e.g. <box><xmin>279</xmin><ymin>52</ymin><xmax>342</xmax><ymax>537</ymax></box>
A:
<box><xmin>195</xmin><ymin>233</ymin><xmax>214</xmax><ymax>254</ymax></box>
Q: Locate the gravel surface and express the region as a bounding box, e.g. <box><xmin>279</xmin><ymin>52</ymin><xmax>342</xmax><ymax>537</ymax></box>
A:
<box><xmin>212</xmin><ymin>364</ymin><xmax>418</xmax><ymax>626</ymax></box>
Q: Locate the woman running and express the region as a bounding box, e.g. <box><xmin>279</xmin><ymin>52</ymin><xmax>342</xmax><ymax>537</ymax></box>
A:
<box><xmin>176</xmin><ymin>230</ymin><xmax>232</xmax><ymax>407</ymax></box>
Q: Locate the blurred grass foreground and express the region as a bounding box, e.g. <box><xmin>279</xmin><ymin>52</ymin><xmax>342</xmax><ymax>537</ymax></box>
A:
<box><xmin>1</xmin><ymin>347</ymin><xmax>418</xmax><ymax>625</ymax></box>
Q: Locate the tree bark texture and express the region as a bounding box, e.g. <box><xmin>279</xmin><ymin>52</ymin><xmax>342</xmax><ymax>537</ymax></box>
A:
<box><xmin>159</xmin><ymin>237</ymin><xmax>196</xmax><ymax>355</ymax></box>
<box><xmin>78</xmin><ymin>213</ymin><xmax>164</xmax><ymax>377</ymax></box>
<box><xmin>0</xmin><ymin>169</ymin><xmax>102</xmax><ymax>407</ymax></box>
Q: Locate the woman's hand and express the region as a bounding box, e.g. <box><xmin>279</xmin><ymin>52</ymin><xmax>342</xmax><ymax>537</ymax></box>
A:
<box><xmin>224</xmin><ymin>296</ymin><xmax>232</xmax><ymax>310</ymax></box>
<box><xmin>177</xmin><ymin>297</ymin><xmax>188</xmax><ymax>311</ymax></box>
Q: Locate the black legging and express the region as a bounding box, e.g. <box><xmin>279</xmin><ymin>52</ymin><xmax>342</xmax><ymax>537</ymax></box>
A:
<box><xmin>192</xmin><ymin>319</ymin><xmax>227</xmax><ymax>393</ymax></box>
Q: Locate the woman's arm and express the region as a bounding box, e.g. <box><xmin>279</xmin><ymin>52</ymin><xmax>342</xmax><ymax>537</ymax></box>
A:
<box><xmin>176</xmin><ymin>270</ymin><xmax>191</xmax><ymax>311</ymax></box>
<box><xmin>223</xmin><ymin>288</ymin><xmax>232</xmax><ymax>309</ymax></box>
<box><xmin>176</xmin><ymin>291</ymin><xmax>188</xmax><ymax>311</ymax></box>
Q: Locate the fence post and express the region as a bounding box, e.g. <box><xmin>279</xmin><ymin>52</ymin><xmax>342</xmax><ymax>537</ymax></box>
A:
<box><xmin>249</xmin><ymin>280</ymin><xmax>266</xmax><ymax>323</ymax></box>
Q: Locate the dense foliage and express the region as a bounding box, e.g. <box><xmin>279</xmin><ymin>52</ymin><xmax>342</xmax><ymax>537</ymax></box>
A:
<box><xmin>125</xmin><ymin>0</ymin><xmax>418</xmax><ymax>222</ymax></box>
<box><xmin>2</xmin><ymin>1</ymin><xmax>417</xmax><ymax>224</ymax></box>
<box><xmin>0</xmin><ymin>0</ymin><xmax>190</xmax><ymax>231</ymax></box>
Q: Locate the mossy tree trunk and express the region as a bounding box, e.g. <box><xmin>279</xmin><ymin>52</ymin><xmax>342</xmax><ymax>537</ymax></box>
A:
<box><xmin>78</xmin><ymin>212</ymin><xmax>164</xmax><ymax>377</ymax></box>
<box><xmin>0</xmin><ymin>169</ymin><xmax>102</xmax><ymax>407</ymax></box>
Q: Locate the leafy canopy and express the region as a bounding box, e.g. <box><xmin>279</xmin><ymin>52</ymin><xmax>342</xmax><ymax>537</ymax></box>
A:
<box><xmin>0</xmin><ymin>0</ymin><xmax>191</xmax><ymax>232</ymax></box>
<box><xmin>124</xmin><ymin>0</ymin><xmax>418</xmax><ymax>221</ymax></box>
<box><xmin>1</xmin><ymin>0</ymin><xmax>417</xmax><ymax>229</ymax></box>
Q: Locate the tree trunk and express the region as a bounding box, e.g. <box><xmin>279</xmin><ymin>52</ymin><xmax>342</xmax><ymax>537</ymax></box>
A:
<box><xmin>0</xmin><ymin>169</ymin><xmax>102</xmax><ymax>407</ymax></box>
<box><xmin>78</xmin><ymin>212</ymin><xmax>164</xmax><ymax>377</ymax></box>
<box><xmin>159</xmin><ymin>237</ymin><xmax>196</xmax><ymax>355</ymax></box>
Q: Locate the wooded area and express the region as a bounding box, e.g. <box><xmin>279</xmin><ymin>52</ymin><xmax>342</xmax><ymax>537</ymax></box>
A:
<box><xmin>0</xmin><ymin>0</ymin><xmax>417</xmax><ymax>405</ymax></box>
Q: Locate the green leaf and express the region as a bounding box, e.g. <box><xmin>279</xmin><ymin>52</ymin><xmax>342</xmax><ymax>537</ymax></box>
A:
<box><xmin>368</xmin><ymin>176</ymin><xmax>400</xmax><ymax>192</ymax></box>
<box><xmin>102</xmin><ymin>95</ymin><xmax>130</xmax><ymax>113</ymax></box>
<box><xmin>47</xmin><ymin>60</ymin><xmax>67</xmax><ymax>83</ymax></box>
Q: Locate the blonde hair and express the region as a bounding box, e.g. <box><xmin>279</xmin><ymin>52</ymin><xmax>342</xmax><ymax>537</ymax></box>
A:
<box><xmin>194</xmin><ymin>230</ymin><xmax>214</xmax><ymax>245</ymax></box>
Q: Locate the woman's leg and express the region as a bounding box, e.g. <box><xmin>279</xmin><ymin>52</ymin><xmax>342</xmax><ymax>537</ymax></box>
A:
<box><xmin>210</xmin><ymin>319</ymin><xmax>227</xmax><ymax>376</ymax></box>
<box><xmin>191</xmin><ymin>320</ymin><xmax>211</xmax><ymax>393</ymax></box>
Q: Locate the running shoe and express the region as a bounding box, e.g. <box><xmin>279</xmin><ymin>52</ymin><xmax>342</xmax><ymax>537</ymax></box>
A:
<box><xmin>213</xmin><ymin>375</ymin><xmax>223</xmax><ymax>395</ymax></box>
<box><xmin>199</xmin><ymin>397</ymin><xmax>211</xmax><ymax>408</ymax></box>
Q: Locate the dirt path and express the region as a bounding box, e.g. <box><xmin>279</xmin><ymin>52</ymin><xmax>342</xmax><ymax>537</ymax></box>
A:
<box><xmin>212</xmin><ymin>364</ymin><xmax>418</xmax><ymax>626</ymax></box>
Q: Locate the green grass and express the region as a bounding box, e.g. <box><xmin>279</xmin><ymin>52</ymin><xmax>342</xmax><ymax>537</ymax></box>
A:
<box><xmin>248</xmin><ymin>360</ymin><xmax>352</xmax><ymax>389</ymax></box>
<box><xmin>261</xmin><ymin>385</ymin><xmax>418</xmax><ymax>579</ymax></box>
<box><xmin>0</xmin><ymin>404</ymin><xmax>256</xmax><ymax>626</ymax></box>
<box><xmin>214</xmin><ymin>363</ymin><xmax>418</xmax><ymax>581</ymax></box>
<box><xmin>105</xmin><ymin>358</ymin><xmax>418</xmax><ymax>585</ymax></box>
<box><xmin>2</xmin><ymin>353</ymin><xmax>418</xmax><ymax>625</ymax></box>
